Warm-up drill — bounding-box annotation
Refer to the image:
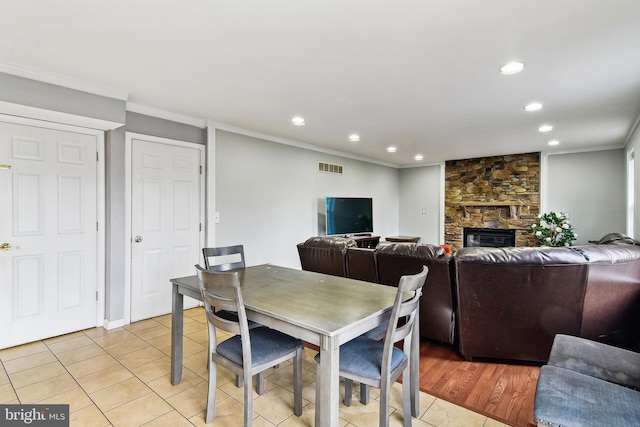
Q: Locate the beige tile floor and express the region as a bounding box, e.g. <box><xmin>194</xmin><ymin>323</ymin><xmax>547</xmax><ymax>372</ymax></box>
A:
<box><xmin>0</xmin><ymin>308</ymin><xmax>512</xmax><ymax>427</ymax></box>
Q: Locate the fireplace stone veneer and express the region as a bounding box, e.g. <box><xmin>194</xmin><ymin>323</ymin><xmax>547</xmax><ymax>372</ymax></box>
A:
<box><xmin>445</xmin><ymin>153</ymin><xmax>541</xmax><ymax>251</ymax></box>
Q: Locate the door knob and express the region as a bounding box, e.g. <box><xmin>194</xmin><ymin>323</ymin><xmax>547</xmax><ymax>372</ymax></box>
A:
<box><xmin>0</xmin><ymin>242</ymin><xmax>20</xmax><ymax>251</ymax></box>
<box><xmin>134</xmin><ymin>235</ymin><xmax>143</xmax><ymax>243</ymax></box>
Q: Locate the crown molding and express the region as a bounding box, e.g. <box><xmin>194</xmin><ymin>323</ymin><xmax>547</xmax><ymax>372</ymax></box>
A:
<box><xmin>207</xmin><ymin>120</ymin><xmax>399</xmax><ymax>169</ymax></box>
<box><xmin>0</xmin><ymin>61</ymin><xmax>129</xmax><ymax>101</ymax></box>
<box><xmin>0</xmin><ymin>101</ymin><xmax>124</xmax><ymax>131</ymax></box>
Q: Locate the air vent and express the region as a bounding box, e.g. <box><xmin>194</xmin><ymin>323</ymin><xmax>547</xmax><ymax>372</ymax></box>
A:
<box><xmin>318</xmin><ymin>161</ymin><xmax>343</xmax><ymax>175</ymax></box>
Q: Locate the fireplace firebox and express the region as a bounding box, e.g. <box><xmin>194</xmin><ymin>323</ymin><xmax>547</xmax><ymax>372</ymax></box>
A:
<box><xmin>463</xmin><ymin>227</ymin><xmax>516</xmax><ymax>248</ymax></box>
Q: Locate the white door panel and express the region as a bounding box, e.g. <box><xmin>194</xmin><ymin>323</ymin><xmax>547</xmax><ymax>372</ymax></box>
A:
<box><xmin>130</xmin><ymin>137</ymin><xmax>202</xmax><ymax>322</ymax></box>
<box><xmin>0</xmin><ymin>120</ymin><xmax>98</xmax><ymax>349</ymax></box>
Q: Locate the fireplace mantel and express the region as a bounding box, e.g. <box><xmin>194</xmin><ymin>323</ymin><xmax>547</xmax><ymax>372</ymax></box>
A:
<box><xmin>455</xmin><ymin>201</ymin><xmax>525</xmax><ymax>219</ymax></box>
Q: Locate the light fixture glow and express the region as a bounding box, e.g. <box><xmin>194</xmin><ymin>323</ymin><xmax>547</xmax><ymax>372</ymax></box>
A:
<box><xmin>291</xmin><ymin>116</ymin><xmax>305</xmax><ymax>126</ymax></box>
<box><xmin>500</xmin><ymin>62</ymin><xmax>525</xmax><ymax>75</ymax></box>
<box><xmin>415</xmin><ymin>154</ymin><xmax>424</xmax><ymax>161</ymax></box>
<box><xmin>538</xmin><ymin>124</ymin><xmax>553</xmax><ymax>133</ymax></box>
<box><xmin>548</xmin><ymin>140</ymin><xmax>560</xmax><ymax>146</ymax></box>
<box><xmin>387</xmin><ymin>146</ymin><xmax>397</xmax><ymax>153</ymax></box>
<box><xmin>524</xmin><ymin>102</ymin><xmax>543</xmax><ymax>112</ymax></box>
<box><xmin>349</xmin><ymin>134</ymin><xmax>360</xmax><ymax>142</ymax></box>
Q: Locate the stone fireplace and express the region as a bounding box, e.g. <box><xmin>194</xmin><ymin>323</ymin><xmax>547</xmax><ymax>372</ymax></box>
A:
<box><xmin>445</xmin><ymin>153</ymin><xmax>540</xmax><ymax>251</ymax></box>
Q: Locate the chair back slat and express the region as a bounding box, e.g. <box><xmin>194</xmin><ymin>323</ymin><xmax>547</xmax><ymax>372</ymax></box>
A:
<box><xmin>203</xmin><ymin>245</ymin><xmax>246</xmax><ymax>271</ymax></box>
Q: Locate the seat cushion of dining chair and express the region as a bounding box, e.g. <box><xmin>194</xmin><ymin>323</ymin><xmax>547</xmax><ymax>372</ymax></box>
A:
<box><xmin>314</xmin><ymin>336</ymin><xmax>407</xmax><ymax>380</ymax></box>
<box><xmin>217</xmin><ymin>327</ymin><xmax>303</xmax><ymax>367</ymax></box>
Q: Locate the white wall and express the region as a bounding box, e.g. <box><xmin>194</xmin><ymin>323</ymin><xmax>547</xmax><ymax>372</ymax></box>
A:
<box><xmin>546</xmin><ymin>149</ymin><xmax>625</xmax><ymax>244</ymax></box>
<box><xmin>398</xmin><ymin>164</ymin><xmax>443</xmax><ymax>244</ymax></box>
<box><xmin>214</xmin><ymin>129</ymin><xmax>399</xmax><ymax>268</ymax></box>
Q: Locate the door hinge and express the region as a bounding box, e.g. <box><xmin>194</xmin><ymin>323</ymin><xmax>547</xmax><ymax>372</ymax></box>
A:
<box><xmin>96</xmin><ymin>222</ymin><xmax>99</xmax><ymax>231</ymax></box>
<box><xmin>199</xmin><ymin>223</ymin><xmax>202</xmax><ymax>231</ymax></box>
<box><xmin>96</xmin><ymin>152</ymin><xmax>99</xmax><ymax>162</ymax></box>
<box><xmin>96</xmin><ymin>291</ymin><xmax>99</xmax><ymax>301</ymax></box>
<box><xmin>199</xmin><ymin>165</ymin><xmax>202</xmax><ymax>174</ymax></box>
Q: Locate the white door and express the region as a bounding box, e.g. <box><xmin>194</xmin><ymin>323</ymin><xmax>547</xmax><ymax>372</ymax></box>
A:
<box><xmin>130</xmin><ymin>136</ymin><xmax>203</xmax><ymax>322</ymax></box>
<box><xmin>0</xmin><ymin>120</ymin><xmax>98</xmax><ymax>349</ymax></box>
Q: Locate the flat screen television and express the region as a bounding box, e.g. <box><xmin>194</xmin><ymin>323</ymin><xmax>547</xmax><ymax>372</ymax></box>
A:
<box><xmin>325</xmin><ymin>197</ymin><xmax>373</xmax><ymax>236</ymax></box>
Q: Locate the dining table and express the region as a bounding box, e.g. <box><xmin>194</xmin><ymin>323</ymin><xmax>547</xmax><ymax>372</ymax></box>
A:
<box><xmin>170</xmin><ymin>264</ymin><xmax>420</xmax><ymax>427</ymax></box>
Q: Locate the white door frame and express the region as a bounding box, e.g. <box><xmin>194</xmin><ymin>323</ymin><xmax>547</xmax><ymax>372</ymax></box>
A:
<box><xmin>0</xmin><ymin>113</ymin><xmax>106</xmax><ymax>329</ymax></box>
<box><xmin>124</xmin><ymin>132</ymin><xmax>205</xmax><ymax>325</ymax></box>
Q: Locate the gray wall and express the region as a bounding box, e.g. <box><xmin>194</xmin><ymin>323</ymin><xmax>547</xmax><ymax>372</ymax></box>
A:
<box><xmin>105</xmin><ymin>112</ymin><xmax>206</xmax><ymax>321</ymax></box>
<box><xmin>546</xmin><ymin>149</ymin><xmax>625</xmax><ymax>244</ymax></box>
<box><xmin>398</xmin><ymin>165</ymin><xmax>442</xmax><ymax>244</ymax></box>
<box><xmin>214</xmin><ymin>129</ymin><xmax>400</xmax><ymax>268</ymax></box>
<box><xmin>0</xmin><ymin>72</ymin><xmax>126</xmax><ymax>124</ymax></box>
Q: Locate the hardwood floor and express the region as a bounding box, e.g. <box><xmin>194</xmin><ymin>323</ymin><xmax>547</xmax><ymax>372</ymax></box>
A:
<box><xmin>419</xmin><ymin>340</ymin><xmax>540</xmax><ymax>427</ymax></box>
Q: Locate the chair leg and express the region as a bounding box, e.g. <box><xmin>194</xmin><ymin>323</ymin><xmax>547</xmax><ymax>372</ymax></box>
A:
<box><xmin>205</xmin><ymin>360</ymin><xmax>217</xmax><ymax>424</ymax></box>
<box><xmin>344</xmin><ymin>379</ymin><xmax>353</xmax><ymax>406</ymax></box>
<box><xmin>256</xmin><ymin>372</ymin><xmax>264</xmax><ymax>395</ymax></box>
<box><xmin>235</xmin><ymin>374</ymin><xmax>242</xmax><ymax>388</ymax></box>
<box><xmin>402</xmin><ymin>366</ymin><xmax>412</xmax><ymax>427</ymax></box>
<box><xmin>379</xmin><ymin>377</ymin><xmax>391</xmax><ymax>427</ymax></box>
<box><xmin>293</xmin><ymin>348</ymin><xmax>303</xmax><ymax>416</ymax></box>
<box><xmin>244</xmin><ymin>372</ymin><xmax>252</xmax><ymax>427</ymax></box>
<box><xmin>360</xmin><ymin>383</ymin><xmax>370</xmax><ymax>405</ymax></box>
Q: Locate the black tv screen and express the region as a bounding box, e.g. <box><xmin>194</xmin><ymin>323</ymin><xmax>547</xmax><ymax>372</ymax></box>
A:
<box><xmin>325</xmin><ymin>197</ymin><xmax>373</xmax><ymax>236</ymax></box>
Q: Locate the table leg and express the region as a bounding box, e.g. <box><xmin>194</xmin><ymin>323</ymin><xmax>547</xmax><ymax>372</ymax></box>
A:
<box><xmin>317</xmin><ymin>334</ymin><xmax>339</xmax><ymax>427</ymax></box>
<box><xmin>171</xmin><ymin>283</ymin><xmax>184</xmax><ymax>385</ymax></box>
<box><xmin>410</xmin><ymin>310</ymin><xmax>419</xmax><ymax>417</ymax></box>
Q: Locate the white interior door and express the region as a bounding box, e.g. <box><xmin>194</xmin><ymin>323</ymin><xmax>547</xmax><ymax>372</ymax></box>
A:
<box><xmin>130</xmin><ymin>136</ymin><xmax>203</xmax><ymax>322</ymax></box>
<box><xmin>0</xmin><ymin>120</ymin><xmax>98</xmax><ymax>349</ymax></box>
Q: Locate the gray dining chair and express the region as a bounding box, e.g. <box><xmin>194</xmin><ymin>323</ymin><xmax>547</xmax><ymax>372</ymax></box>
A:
<box><xmin>202</xmin><ymin>245</ymin><xmax>265</xmax><ymax>387</ymax></box>
<box><xmin>195</xmin><ymin>264</ymin><xmax>304</xmax><ymax>426</ymax></box>
<box><xmin>315</xmin><ymin>266</ymin><xmax>428</xmax><ymax>427</ymax></box>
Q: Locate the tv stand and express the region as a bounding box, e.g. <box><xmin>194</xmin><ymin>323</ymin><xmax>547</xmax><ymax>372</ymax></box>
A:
<box><xmin>352</xmin><ymin>235</ymin><xmax>380</xmax><ymax>249</ymax></box>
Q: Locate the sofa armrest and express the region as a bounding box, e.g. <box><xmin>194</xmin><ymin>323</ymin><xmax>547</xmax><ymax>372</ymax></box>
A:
<box><xmin>547</xmin><ymin>334</ymin><xmax>640</xmax><ymax>390</ymax></box>
<box><xmin>534</xmin><ymin>365</ymin><xmax>640</xmax><ymax>427</ymax></box>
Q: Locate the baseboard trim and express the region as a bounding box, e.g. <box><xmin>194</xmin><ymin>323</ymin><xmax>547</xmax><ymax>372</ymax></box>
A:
<box><xmin>103</xmin><ymin>319</ymin><xmax>126</xmax><ymax>330</ymax></box>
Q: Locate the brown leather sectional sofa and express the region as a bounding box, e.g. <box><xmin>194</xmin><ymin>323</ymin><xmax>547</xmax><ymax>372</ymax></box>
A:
<box><xmin>297</xmin><ymin>236</ymin><xmax>640</xmax><ymax>363</ymax></box>
<box><xmin>297</xmin><ymin>237</ymin><xmax>455</xmax><ymax>345</ymax></box>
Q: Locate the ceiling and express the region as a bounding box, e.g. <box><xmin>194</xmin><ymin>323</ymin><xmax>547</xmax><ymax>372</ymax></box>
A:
<box><xmin>2</xmin><ymin>0</ymin><xmax>640</xmax><ymax>167</ymax></box>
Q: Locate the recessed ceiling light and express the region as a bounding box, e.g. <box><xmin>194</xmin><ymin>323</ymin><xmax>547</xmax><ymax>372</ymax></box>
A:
<box><xmin>387</xmin><ymin>146</ymin><xmax>397</xmax><ymax>153</ymax></box>
<box><xmin>524</xmin><ymin>102</ymin><xmax>543</xmax><ymax>112</ymax></box>
<box><xmin>349</xmin><ymin>134</ymin><xmax>360</xmax><ymax>142</ymax></box>
<box><xmin>548</xmin><ymin>140</ymin><xmax>560</xmax><ymax>146</ymax></box>
<box><xmin>538</xmin><ymin>124</ymin><xmax>553</xmax><ymax>133</ymax></box>
<box><xmin>500</xmin><ymin>62</ymin><xmax>525</xmax><ymax>75</ymax></box>
<box><xmin>291</xmin><ymin>116</ymin><xmax>305</xmax><ymax>126</ymax></box>
<box><xmin>415</xmin><ymin>154</ymin><xmax>424</xmax><ymax>161</ymax></box>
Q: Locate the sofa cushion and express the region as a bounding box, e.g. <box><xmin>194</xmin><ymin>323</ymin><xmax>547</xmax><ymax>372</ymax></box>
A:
<box><xmin>534</xmin><ymin>365</ymin><xmax>640</xmax><ymax>427</ymax></box>
<box><xmin>297</xmin><ymin>236</ymin><xmax>356</xmax><ymax>277</ymax></box>
<box><xmin>548</xmin><ymin>334</ymin><xmax>640</xmax><ymax>390</ymax></box>
<box><xmin>345</xmin><ymin>247</ymin><xmax>378</xmax><ymax>283</ymax></box>
<box><xmin>454</xmin><ymin>246</ymin><xmax>589</xmax><ymax>362</ymax></box>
